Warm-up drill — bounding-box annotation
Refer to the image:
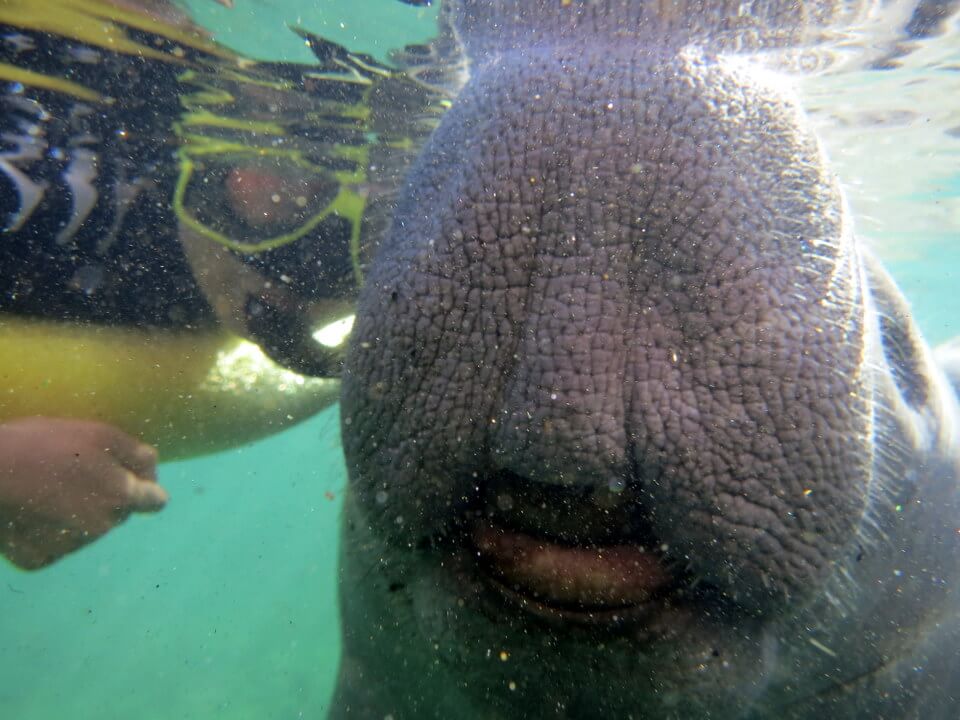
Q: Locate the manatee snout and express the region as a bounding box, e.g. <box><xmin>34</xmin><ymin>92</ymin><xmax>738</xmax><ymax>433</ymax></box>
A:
<box><xmin>344</xmin><ymin>44</ymin><xmax>871</xmax><ymax>616</ymax></box>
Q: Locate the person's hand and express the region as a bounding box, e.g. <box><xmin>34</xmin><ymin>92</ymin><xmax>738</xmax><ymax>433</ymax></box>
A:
<box><xmin>0</xmin><ymin>417</ymin><xmax>166</xmax><ymax>570</ymax></box>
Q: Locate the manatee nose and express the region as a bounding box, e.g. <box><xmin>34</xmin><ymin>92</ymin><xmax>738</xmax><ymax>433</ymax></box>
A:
<box><xmin>490</xmin><ymin>273</ymin><xmax>631</xmax><ymax>488</ymax></box>
<box><xmin>481</xmin><ymin>469</ymin><xmax>645</xmax><ymax>545</ymax></box>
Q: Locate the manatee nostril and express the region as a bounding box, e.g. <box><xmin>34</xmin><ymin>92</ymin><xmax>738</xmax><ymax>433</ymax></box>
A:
<box><xmin>480</xmin><ymin>470</ymin><xmax>657</xmax><ymax>547</ymax></box>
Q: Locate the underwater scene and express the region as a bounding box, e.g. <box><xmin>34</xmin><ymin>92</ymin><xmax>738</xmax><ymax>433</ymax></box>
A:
<box><xmin>1</xmin><ymin>1</ymin><xmax>959</xmax><ymax>718</ymax></box>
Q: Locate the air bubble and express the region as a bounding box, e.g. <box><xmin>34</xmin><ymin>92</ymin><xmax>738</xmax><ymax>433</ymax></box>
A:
<box><xmin>607</xmin><ymin>478</ymin><xmax>626</xmax><ymax>494</ymax></box>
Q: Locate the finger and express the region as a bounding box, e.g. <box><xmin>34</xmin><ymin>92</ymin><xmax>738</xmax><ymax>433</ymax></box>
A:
<box><xmin>122</xmin><ymin>442</ymin><xmax>159</xmax><ymax>480</ymax></box>
<box><xmin>98</xmin><ymin>426</ymin><xmax>159</xmax><ymax>479</ymax></box>
<box><xmin>2</xmin><ymin>523</ymin><xmax>95</xmax><ymax>570</ymax></box>
<box><xmin>5</xmin><ymin>544</ymin><xmax>53</xmax><ymax>571</ymax></box>
<box><xmin>1</xmin><ymin>532</ymin><xmax>51</xmax><ymax>570</ymax></box>
<box><xmin>123</xmin><ymin>470</ymin><xmax>169</xmax><ymax>513</ymax></box>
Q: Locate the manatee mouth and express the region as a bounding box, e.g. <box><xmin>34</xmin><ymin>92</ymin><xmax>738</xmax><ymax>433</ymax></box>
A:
<box><xmin>473</xmin><ymin>524</ymin><xmax>673</xmax><ymax>623</ymax></box>
<box><xmin>467</xmin><ymin>472</ymin><xmax>706</xmax><ymax>627</ymax></box>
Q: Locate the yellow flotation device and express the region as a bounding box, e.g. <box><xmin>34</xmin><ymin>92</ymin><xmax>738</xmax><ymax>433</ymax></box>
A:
<box><xmin>0</xmin><ymin>314</ymin><xmax>340</xmax><ymax>460</ymax></box>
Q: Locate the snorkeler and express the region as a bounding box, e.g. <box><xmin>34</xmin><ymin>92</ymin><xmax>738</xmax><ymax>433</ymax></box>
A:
<box><xmin>0</xmin><ymin>0</ymin><xmax>373</xmax><ymax>569</ymax></box>
<box><xmin>0</xmin><ymin>0</ymin><xmax>191</xmax><ymax>570</ymax></box>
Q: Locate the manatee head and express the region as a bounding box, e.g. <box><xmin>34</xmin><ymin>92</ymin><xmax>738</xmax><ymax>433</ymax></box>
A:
<box><xmin>335</xmin><ymin>1</ymin><xmax>940</xmax><ymax>716</ymax></box>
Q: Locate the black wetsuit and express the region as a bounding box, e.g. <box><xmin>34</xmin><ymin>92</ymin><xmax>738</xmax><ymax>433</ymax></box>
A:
<box><xmin>0</xmin><ymin>22</ymin><xmax>211</xmax><ymax>327</ymax></box>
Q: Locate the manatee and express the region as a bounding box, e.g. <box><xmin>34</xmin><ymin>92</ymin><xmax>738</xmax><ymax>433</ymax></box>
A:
<box><xmin>334</xmin><ymin>1</ymin><xmax>960</xmax><ymax>717</ymax></box>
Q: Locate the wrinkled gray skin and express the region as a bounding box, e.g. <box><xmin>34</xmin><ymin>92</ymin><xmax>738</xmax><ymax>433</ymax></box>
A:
<box><xmin>334</xmin><ymin>2</ymin><xmax>960</xmax><ymax>717</ymax></box>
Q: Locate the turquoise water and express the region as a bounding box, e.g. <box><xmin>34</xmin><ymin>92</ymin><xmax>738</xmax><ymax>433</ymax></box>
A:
<box><xmin>185</xmin><ymin>0</ymin><xmax>439</xmax><ymax>62</ymax></box>
<box><xmin>890</xmin><ymin>238</ymin><xmax>960</xmax><ymax>347</ymax></box>
<box><xmin>2</xmin><ymin>407</ymin><xmax>345</xmax><ymax>718</ymax></box>
<box><xmin>2</xmin><ymin>2</ymin><xmax>958</xmax><ymax>718</ymax></box>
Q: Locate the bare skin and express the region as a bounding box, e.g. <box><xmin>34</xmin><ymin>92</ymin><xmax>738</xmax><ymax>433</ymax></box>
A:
<box><xmin>0</xmin><ymin>417</ymin><xmax>166</xmax><ymax>570</ymax></box>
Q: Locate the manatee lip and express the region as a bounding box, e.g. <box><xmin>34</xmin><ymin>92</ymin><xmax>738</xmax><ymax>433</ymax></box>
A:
<box><xmin>480</xmin><ymin>566</ymin><xmax>675</xmax><ymax>629</ymax></box>
<box><xmin>473</xmin><ymin>523</ymin><xmax>673</xmax><ymax>614</ymax></box>
<box><xmin>468</xmin><ymin>471</ymin><xmax>682</xmax><ymax>624</ymax></box>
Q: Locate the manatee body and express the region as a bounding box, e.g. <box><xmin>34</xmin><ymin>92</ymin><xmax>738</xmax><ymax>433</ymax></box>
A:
<box><xmin>336</xmin><ymin>1</ymin><xmax>960</xmax><ymax>717</ymax></box>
